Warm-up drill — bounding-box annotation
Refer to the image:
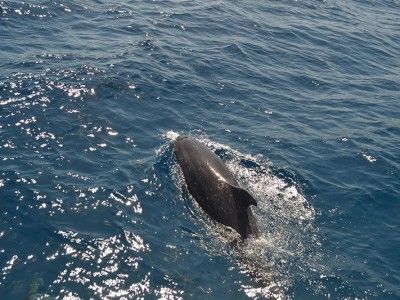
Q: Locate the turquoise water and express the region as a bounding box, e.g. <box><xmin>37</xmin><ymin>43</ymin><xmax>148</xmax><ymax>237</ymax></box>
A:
<box><xmin>0</xmin><ymin>0</ymin><xmax>399</xmax><ymax>299</ymax></box>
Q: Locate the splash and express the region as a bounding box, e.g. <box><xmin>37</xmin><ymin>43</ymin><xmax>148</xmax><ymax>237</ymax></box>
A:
<box><xmin>163</xmin><ymin>130</ymin><xmax>180</xmax><ymax>142</ymax></box>
<box><xmin>164</xmin><ymin>131</ymin><xmax>323</xmax><ymax>298</ymax></box>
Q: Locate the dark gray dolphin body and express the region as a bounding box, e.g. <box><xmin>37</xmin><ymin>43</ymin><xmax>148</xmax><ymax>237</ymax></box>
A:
<box><xmin>173</xmin><ymin>136</ymin><xmax>259</xmax><ymax>239</ymax></box>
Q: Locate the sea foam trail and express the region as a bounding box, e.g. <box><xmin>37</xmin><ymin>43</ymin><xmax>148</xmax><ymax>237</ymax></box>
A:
<box><xmin>162</xmin><ymin>131</ymin><xmax>324</xmax><ymax>299</ymax></box>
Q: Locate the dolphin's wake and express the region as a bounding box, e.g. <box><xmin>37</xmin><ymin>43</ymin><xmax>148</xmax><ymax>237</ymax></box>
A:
<box><xmin>162</xmin><ymin>131</ymin><xmax>324</xmax><ymax>299</ymax></box>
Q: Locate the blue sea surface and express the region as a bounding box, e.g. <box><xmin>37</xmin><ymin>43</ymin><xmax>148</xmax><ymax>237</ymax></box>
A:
<box><xmin>0</xmin><ymin>0</ymin><xmax>399</xmax><ymax>299</ymax></box>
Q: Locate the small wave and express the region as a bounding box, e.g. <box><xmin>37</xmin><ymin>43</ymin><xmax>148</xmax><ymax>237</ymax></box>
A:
<box><xmin>163</xmin><ymin>130</ymin><xmax>180</xmax><ymax>142</ymax></box>
<box><xmin>163</xmin><ymin>131</ymin><xmax>323</xmax><ymax>298</ymax></box>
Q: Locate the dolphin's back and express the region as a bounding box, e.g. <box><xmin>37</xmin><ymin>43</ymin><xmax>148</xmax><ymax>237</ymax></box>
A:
<box><xmin>173</xmin><ymin>136</ymin><xmax>258</xmax><ymax>239</ymax></box>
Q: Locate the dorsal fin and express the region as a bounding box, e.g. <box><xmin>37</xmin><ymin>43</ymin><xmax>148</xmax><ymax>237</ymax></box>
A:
<box><xmin>231</xmin><ymin>185</ymin><xmax>257</xmax><ymax>208</ymax></box>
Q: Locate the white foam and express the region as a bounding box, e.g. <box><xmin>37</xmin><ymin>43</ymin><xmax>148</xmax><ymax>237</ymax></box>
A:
<box><xmin>163</xmin><ymin>132</ymin><xmax>323</xmax><ymax>296</ymax></box>
<box><xmin>163</xmin><ymin>130</ymin><xmax>180</xmax><ymax>142</ymax></box>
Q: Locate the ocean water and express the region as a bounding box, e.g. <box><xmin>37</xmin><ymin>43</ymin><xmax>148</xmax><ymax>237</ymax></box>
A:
<box><xmin>0</xmin><ymin>0</ymin><xmax>399</xmax><ymax>299</ymax></box>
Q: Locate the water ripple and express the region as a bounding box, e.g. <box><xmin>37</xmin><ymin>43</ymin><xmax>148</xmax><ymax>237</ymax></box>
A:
<box><xmin>1</xmin><ymin>0</ymin><xmax>399</xmax><ymax>298</ymax></box>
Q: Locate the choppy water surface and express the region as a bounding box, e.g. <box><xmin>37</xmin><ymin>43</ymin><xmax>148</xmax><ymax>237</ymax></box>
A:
<box><xmin>1</xmin><ymin>0</ymin><xmax>399</xmax><ymax>299</ymax></box>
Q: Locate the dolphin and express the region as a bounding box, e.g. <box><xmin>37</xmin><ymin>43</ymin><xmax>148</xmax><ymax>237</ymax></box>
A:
<box><xmin>173</xmin><ymin>136</ymin><xmax>259</xmax><ymax>239</ymax></box>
